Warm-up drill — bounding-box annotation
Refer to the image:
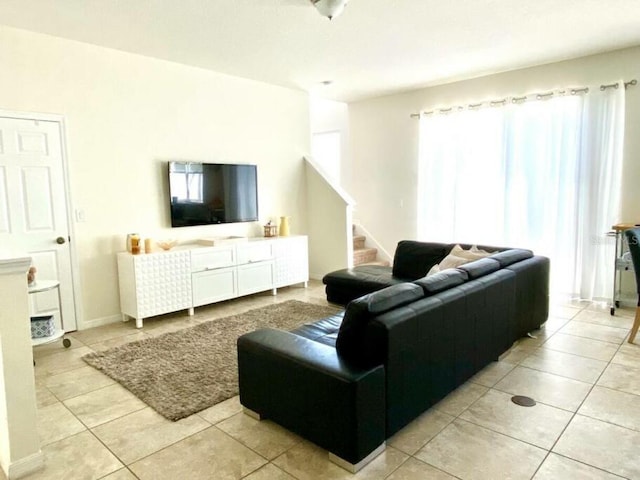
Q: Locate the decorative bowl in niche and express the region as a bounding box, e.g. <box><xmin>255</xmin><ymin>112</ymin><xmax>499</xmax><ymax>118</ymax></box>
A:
<box><xmin>157</xmin><ymin>239</ymin><xmax>177</xmax><ymax>251</ymax></box>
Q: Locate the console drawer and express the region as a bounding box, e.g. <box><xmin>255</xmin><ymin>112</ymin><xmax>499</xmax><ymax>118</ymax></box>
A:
<box><xmin>236</xmin><ymin>242</ymin><xmax>273</xmax><ymax>265</ymax></box>
<box><xmin>191</xmin><ymin>246</ymin><xmax>235</xmax><ymax>272</ymax></box>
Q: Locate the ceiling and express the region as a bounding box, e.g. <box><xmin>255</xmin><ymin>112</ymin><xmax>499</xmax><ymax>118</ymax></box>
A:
<box><xmin>1</xmin><ymin>0</ymin><xmax>640</xmax><ymax>102</ymax></box>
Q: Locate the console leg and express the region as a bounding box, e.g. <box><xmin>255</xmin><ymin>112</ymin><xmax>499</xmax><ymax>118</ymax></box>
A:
<box><xmin>121</xmin><ymin>313</ymin><xmax>130</xmax><ymax>322</ymax></box>
<box><xmin>271</xmin><ymin>288</ymin><xmax>277</xmax><ymax>296</ymax></box>
<box><xmin>135</xmin><ymin>317</ymin><xmax>143</xmax><ymax>329</ymax></box>
<box><xmin>304</xmin><ymin>281</ymin><xmax>308</xmax><ymax>288</ymax></box>
<box><xmin>328</xmin><ymin>443</ymin><xmax>385</xmax><ymax>473</ymax></box>
<box><xmin>188</xmin><ymin>307</ymin><xmax>194</xmax><ymax>316</ymax></box>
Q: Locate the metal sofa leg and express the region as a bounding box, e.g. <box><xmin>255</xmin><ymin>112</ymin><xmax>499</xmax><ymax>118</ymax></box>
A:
<box><xmin>328</xmin><ymin>443</ymin><xmax>386</xmax><ymax>473</ymax></box>
<box><xmin>243</xmin><ymin>407</ymin><xmax>262</xmax><ymax>420</ymax></box>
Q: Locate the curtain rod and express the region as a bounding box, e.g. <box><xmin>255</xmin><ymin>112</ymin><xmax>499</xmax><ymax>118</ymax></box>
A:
<box><xmin>409</xmin><ymin>79</ymin><xmax>637</xmax><ymax>118</ymax></box>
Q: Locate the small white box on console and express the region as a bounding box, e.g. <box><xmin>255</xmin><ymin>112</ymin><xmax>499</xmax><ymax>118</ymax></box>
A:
<box><xmin>196</xmin><ymin>236</ymin><xmax>248</xmax><ymax>247</ymax></box>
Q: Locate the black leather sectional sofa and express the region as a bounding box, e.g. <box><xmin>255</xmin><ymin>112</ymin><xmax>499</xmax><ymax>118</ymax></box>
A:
<box><xmin>237</xmin><ymin>241</ymin><xmax>549</xmax><ymax>471</ymax></box>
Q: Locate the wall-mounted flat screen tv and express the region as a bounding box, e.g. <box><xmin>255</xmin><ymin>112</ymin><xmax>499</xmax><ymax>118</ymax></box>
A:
<box><xmin>168</xmin><ymin>161</ymin><xmax>259</xmax><ymax>227</ymax></box>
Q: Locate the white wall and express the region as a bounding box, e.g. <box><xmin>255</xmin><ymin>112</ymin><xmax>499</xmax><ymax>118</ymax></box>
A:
<box><xmin>347</xmin><ymin>47</ymin><xmax>640</xmax><ymax>260</ymax></box>
<box><xmin>305</xmin><ymin>158</ymin><xmax>352</xmax><ymax>279</ymax></box>
<box><xmin>0</xmin><ymin>26</ymin><xmax>311</xmax><ymax>328</ymax></box>
<box><xmin>310</xmin><ymin>98</ymin><xmax>350</xmax><ymax>189</ymax></box>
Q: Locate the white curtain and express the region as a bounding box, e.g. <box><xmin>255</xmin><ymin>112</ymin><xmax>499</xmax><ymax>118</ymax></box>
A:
<box><xmin>417</xmin><ymin>84</ymin><xmax>625</xmax><ymax>299</ymax></box>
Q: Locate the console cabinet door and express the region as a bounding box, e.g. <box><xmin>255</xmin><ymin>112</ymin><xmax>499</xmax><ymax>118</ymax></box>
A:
<box><xmin>133</xmin><ymin>251</ymin><xmax>192</xmax><ymax>318</ymax></box>
<box><xmin>237</xmin><ymin>261</ymin><xmax>274</xmax><ymax>296</ymax></box>
<box><xmin>192</xmin><ymin>267</ymin><xmax>237</xmax><ymax>306</ymax></box>
<box><xmin>273</xmin><ymin>236</ymin><xmax>309</xmax><ymax>288</ymax></box>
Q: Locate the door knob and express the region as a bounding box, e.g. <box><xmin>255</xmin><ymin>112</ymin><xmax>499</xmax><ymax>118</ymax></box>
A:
<box><xmin>56</xmin><ymin>236</ymin><xmax>66</xmax><ymax>245</ymax></box>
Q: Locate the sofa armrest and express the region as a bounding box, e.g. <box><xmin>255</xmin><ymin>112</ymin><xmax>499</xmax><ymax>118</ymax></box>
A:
<box><xmin>237</xmin><ymin>328</ymin><xmax>385</xmax><ymax>464</ymax></box>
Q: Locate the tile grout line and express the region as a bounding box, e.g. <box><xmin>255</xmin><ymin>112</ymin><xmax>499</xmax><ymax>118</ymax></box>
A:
<box><xmin>94</xmin><ymin>411</ymin><xmax>221</xmax><ymax>470</ymax></box>
<box><xmin>527</xmin><ymin>306</ymin><xmax>589</xmax><ymax>479</ymax></box>
<box><xmin>410</xmin><ymin>316</ymin><xmax>568</xmax><ymax>477</ymax></box>
<box><xmin>529</xmin><ymin>314</ymin><xmax>634</xmax><ymax>479</ymax></box>
<box><xmin>32</xmin><ymin>295</ymin><xmax>638</xmax><ymax>479</ymax></box>
<box><xmin>409</xmin><ymin>375</ymin><xmax>496</xmax><ymax>476</ymax></box>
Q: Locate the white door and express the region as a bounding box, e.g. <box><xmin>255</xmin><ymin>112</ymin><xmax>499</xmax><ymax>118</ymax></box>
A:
<box><xmin>0</xmin><ymin>115</ymin><xmax>77</xmax><ymax>331</ymax></box>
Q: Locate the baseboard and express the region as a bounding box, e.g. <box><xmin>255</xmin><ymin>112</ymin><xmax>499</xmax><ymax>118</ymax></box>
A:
<box><xmin>2</xmin><ymin>451</ymin><xmax>44</xmax><ymax>479</ymax></box>
<box><xmin>309</xmin><ymin>272</ymin><xmax>324</xmax><ymax>281</ymax></box>
<box><xmin>615</xmin><ymin>299</ymin><xmax>636</xmax><ymax>309</ymax></box>
<box><xmin>78</xmin><ymin>313</ymin><xmax>122</xmax><ymax>331</ymax></box>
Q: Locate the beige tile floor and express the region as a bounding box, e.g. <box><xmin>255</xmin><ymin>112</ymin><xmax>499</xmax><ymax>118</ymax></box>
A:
<box><xmin>17</xmin><ymin>281</ymin><xmax>640</xmax><ymax>480</ymax></box>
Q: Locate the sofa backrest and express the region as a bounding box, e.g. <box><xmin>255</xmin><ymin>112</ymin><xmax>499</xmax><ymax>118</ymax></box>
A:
<box><xmin>456</xmin><ymin>257</ymin><xmax>501</xmax><ymax>279</ymax></box>
<box><xmin>489</xmin><ymin>248</ymin><xmax>533</xmax><ymax>267</ymax></box>
<box><xmin>369</xmin><ymin>266</ymin><xmax>517</xmax><ymax>436</ymax></box>
<box><xmin>414</xmin><ymin>268</ymin><xmax>468</xmax><ymax>295</ymax></box>
<box><xmin>392</xmin><ymin>241</ymin><xmax>451</xmax><ymax>280</ymax></box>
<box><xmin>335</xmin><ymin>283</ymin><xmax>424</xmax><ymax>366</ymax></box>
<box><xmin>392</xmin><ymin>240</ymin><xmax>520</xmax><ymax>281</ymax></box>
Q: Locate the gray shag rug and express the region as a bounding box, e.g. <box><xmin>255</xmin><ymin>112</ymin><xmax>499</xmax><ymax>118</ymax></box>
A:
<box><xmin>82</xmin><ymin>300</ymin><xmax>341</xmax><ymax>421</ymax></box>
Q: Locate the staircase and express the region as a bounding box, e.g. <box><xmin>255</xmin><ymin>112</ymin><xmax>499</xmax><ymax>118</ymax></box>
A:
<box><xmin>353</xmin><ymin>229</ymin><xmax>390</xmax><ymax>267</ymax></box>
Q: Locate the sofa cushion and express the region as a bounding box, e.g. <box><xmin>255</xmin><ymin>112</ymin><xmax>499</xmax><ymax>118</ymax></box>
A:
<box><xmin>291</xmin><ymin>312</ymin><xmax>344</xmax><ymax>347</ymax></box>
<box><xmin>489</xmin><ymin>248</ymin><xmax>534</xmax><ymax>267</ymax></box>
<box><xmin>457</xmin><ymin>257</ymin><xmax>501</xmax><ymax>279</ymax></box>
<box><xmin>367</xmin><ymin>283</ymin><xmax>424</xmax><ymax>313</ymax></box>
<box><xmin>414</xmin><ymin>269</ymin><xmax>468</xmax><ymax>295</ymax></box>
<box><xmin>336</xmin><ymin>283</ymin><xmax>424</xmax><ymax>362</ymax></box>
<box><xmin>323</xmin><ymin>265</ymin><xmax>404</xmax><ymax>290</ymax></box>
<box><xmin>392</xmin><ymin>241</ymin><xmax>451</xmax><ymax>280</ymax></box>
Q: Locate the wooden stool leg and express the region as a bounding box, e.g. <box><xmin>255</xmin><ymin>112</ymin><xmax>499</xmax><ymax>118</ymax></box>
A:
<box><xmin>629</xmin><ymin>307</ymin><xmax>640</xmax><ymax>344</ymax></box>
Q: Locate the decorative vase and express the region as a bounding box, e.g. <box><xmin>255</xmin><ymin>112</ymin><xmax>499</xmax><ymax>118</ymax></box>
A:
<box><xmin>126</xmin><ymin>233</ymin><xmax>139</xmax><ymax>253</ymax></box>
<box><xmin>279</xmin><ymin>216</ymin><xmax>290</xmax><ymax>237</ymax></box>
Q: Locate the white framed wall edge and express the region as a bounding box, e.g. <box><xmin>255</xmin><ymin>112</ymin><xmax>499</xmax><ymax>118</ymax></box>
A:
<box><xmin>0</xmin><ymin>109</ymin><xmax>83</xmax><ymax>332</ymax></box>
<box><xmin>2</xmin><ymin>449</ymin><xmax>44</xmax><ymax>479</ymax></box>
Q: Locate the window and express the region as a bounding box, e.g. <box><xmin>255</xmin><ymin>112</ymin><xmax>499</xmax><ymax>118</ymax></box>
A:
<box><xmin>169</xmin><ymin>162</ymin><xmax>203</xmax><ymax>203</ymax></box>
<box><xmin>418</xmin><ymin>85</ymin><xmax>625</xmax><ymax>299</ymax></box>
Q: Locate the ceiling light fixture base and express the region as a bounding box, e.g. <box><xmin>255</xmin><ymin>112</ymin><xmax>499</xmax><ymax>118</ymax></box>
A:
<box><xmin>311</xmin><ymin>0</ymin><xmax>348</xmax><ymax>20</ymax></box>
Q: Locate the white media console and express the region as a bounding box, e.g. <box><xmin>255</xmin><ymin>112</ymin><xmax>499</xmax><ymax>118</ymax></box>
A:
<box><xmin>117</xmin><ymin>235</ymin><xmax>309</xmax><ymax>328</ymax></box>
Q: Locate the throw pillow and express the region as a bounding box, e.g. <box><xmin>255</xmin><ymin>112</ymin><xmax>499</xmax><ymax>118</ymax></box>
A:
<box><xmin>470</xmin><ymin>245</ymin><xmax>491</xmax><ymax>256</ymax></box>
<box><xmin>427</xmin><ymin>244</ymin><xmax>492</xmax><ymax>275</ymax></box>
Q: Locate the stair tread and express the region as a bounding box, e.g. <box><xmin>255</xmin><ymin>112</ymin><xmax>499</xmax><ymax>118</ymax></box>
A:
<box><xmin>352</xmin><ymin>227</ymin><xmax>386</xmax><ymax>266</ymax></box>
<box><xmin>353</xmin><ymin>246</ymin><xmax>378</xmax><ymax>267</ymax></box>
